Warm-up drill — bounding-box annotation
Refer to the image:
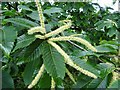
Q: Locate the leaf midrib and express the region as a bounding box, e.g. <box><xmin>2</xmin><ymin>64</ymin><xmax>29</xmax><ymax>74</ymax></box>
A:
<box><xmin>49</xmin><ymin>43</ymin><xmax>58</xmax><ymax>76</ymax></box>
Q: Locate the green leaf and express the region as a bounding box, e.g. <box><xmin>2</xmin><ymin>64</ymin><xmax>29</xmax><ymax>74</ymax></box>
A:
<box><xmin>27</xmin><ymin>11</ymin><xmax>39</xmax><ymax>21</ymax></box>
<box><xmin>5</xmin><ymin>18</ymin><xmax>39</xmax><ymax>28</ymax></box>
<box><xmin>0</xmin><ymin>42</ymin><xmax>14</xmax><ymax>56</ymax></box>
<box><xmin>96</xmin><ymin>45</ymin><xmax>117</xmax><ymax>53</ymax></box>
<box><xmin>107</xmin><ymin>27</ymin><xmax>117</xmax><ymax>37</ymax></box>
<box><xmin>97</xmin><ymin>63</ymin><xmax>115</xmax><ymax>78</ymax></box>
<box><xmin>45</xmin><ymin>24</ymin><xmax>52</xmax><ymax>32</ymax></box>
<box><xmin>73</xmin><ymin>74</ymin><xmax>92</xmax><ymax>88</ymax></box>
<box><xmin>104</xmin><ymin>19</ymin><xmax>117</xmax><ymax>28</ymax></box>
<box><xmin>78</xmin><ymin>51</ymin><xmax>95</xmax><ymax>57</ymax></box>
<box><xmin>2</xmin><ymin>71</ymin><xmax>14</xmax><ymax>88</ymax></box>
<box><xmin>87</xmin><ymin>76</ymin><xmax>108</xmax><ymax>88</ymax></box>
<box><xmin>38</xmin><ymin>72</ymin><xmax>51</xmax><ymax>88</ymax></box>
<box><xmin>54</xmin><ymin>77</ymin><xmax>64</xmax><ymax>88</ymax></box>
<box><xmin>95</xmin><ymin>19</ymin><xmax>117</xmax><ymax>31</ymax></box>
<box><xmin>0</xmin><ymin>30</ymin><xmax>2</xmax><ymax>43</ymax></box>
<box><xmin>44</xmin><ymin>7</ymin><xmax>63</xmax><ymax>16</ymax></box>
<box><xmin>24</xmin><ymin>44</ymin><xmax>42</xmax><ymax>61</ymax></box>
<box><xmin>108</xmin><ymin>79</ymin><xmax>120</xmax><ymax>88</ymax></box>
<box><xmin>13</xmin><ymin>34</ymin><xmax>36</xmax><ymax>52</ymax></box>
<box><xmin>2</xmin><ymin>26</ymin><xmax>17</xmax><ymax>42</ymax></box>
<box><xmin>100</xmin><ymin>40</ymin><xmax>118</xmax><ymax>45</ymax></box>
<box><xmin>18</xmin><ymin>5</ymin><xmax>32</xmax><ymax>11</ymax></box>
<box><xmin>95</xmin><ymin>20</ymin><xmax>105</xmax><ymax>30</ymax></box>
<box><xmin>1</xmin><ymin>26</ymin><xmax>17</xmax><ymax>55</ymax></box>
<box><xmin>101</xmin><ymin>44</ymin><xmax>118</xmax><ymax>50</ymax></box>
<box><xmin>23</xmin><ymin>59</ymin><xmax>41</xmax><ymax>85</ymax></box>
<box><xmin>87</xmin><ymin>63</ymin><xmax>115</xmax><ymax>89</ymax></box>
<box><xmin>42</xmin><ymin>41</ymin><xmax>65</xmax><ymax>79</ymax></box>
<box><xmin>4</xmin><ymin>10</ymin><xmax>16</xmax><ymax>17</ymax></box>
<box><xmin>15</xmin><ymin>39</ymin><xmax>43</xmax><ymax>66</ymax></box>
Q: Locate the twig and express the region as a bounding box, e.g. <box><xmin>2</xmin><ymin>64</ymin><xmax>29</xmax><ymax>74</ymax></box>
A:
<box><xmin>67</xmin><ymin>40</ymin><xmax>86</xmax><ymax>51</ymax></box>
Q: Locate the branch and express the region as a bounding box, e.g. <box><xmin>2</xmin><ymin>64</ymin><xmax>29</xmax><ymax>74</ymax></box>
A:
<box><xmin>67</xmin><ymin>40</ymin><xmax>86</xmax><ymax>51</ymax></box>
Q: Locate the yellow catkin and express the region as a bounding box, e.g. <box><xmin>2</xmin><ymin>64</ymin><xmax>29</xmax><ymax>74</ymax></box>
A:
<box><xmin>48</xmin><ymin>41</ymin><xmax>97</xmax><ymax>79</ymax></box>
<box><xmin>45</xmin><ymin>22</ymin><xmax>72</xmax><ymax>38</ymax></box>
<box><xmin>35</xmin><ymin>0</ymin><xmax>46</xmax><ymax>33</ymax></box>
<box><xmin>51</xmin><ymin>77</ymin><xmax>55</xmax><ymax>89</ymax></box>
<box><xmin>49</xmin><ymin>36</ymin><xmax>97</xmax><ymax>52</ymax></box>
<box><xmin>112</xmin><ymin>72</ymin><xmax>119</xmax><ymax>81</ymax></box>
<box><xmin>28</xmin><ymin>26</ymin><xmax>46</xmax><ymax>35</ymax></box>
<box><xmin>28</xmin><ymin>64</ymin><xmax>45</xmax><ymax>89</ymax></box>
<box><xmin>35</xmin><ymin>35</ymin><xmax>46</xmax><ymax>39</ymax></box>
<box><xmin>72</xmin><ymin>63</ymin><xmax>97</xmax><ymax>78</ymax></box>
<box><xmin>66</xmin><ymin>68</ymin><xmax>76</xmax><ymax>84</ymax></box>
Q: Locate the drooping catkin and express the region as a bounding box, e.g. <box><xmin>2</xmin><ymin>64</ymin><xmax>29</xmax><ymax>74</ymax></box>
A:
<box><xmin>51</xmin><ymin>77</ymin><xmax>55</xmax><ymax>89</ymax></box>
<box><xmin>48</xmin><ymin>41</ymin><xmax>97</xmax><ymax>78</ymax></box>
<box><xmin>45</xmin><ymin>21</ymin><xmax>72</xmax><ymax>38</ymax></box>
<box><xmin>28</xmin><ymin>64</ymin><xmax>45</xmax><ymax>89</ymax></box>
<box><xmin>66</xmin><ymin>68</ymin><xmax>76</xmax><ymax>84</ymax></box>
<box><xmin>49</xmin><ymin>36</ymin><xmax>97</xmax><ymax>52</ymax></box>
<box><xmin>35</xmin><ymin>0</ymin><xmax>46</xmax><ymax>33</ymax></box>
<box><xmin>28</xmin><ymin>26</ymin><xmax>46</xmax><ymax>35</ymax></box>
<box><xmin>71</xmin><ymin>63</ymin><xmax>97</xmax><ymax>78</ymax></box>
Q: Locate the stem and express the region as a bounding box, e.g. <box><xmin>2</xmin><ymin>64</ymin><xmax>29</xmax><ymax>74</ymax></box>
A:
<box><xmin>67</xmin><ymin>40</ymin><xmax>86</xmax><ymax>51</ymax></box>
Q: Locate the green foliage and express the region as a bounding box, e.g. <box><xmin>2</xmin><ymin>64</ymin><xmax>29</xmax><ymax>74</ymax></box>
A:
<box><xmin>23</xmin><ymin>59</ymin><xmax>41</xmax><ymax>85</ymax></box>
<box><xmin>108</xmin><ymin>79</ymin><xmax>120</xmax><ymax>88</ymax></box>
<box><xmin>1</xmin><ymin>26</ymin><xmax>17</xmax><ymax>55</ymax></box>
<box><xmin>1</xmin><ymin>1</ymin><xmax>120</xmax><ymax>89</ymax></box>
<box><xmin>2</xmin><ymin>71</ymin><xmax>14</xmax><ymax>88</ymax></box>
<box><xmin>42</xmin><ymin>41</ymin><xmax>65</xmax><ymax>79</ymax></box>
<box><xmin>27</xmin><ymin>11</ymin><xmax>40</xmax><ymax>21</ymax></box>
<box><xmin>38</xmin><ymin>72</ymin><xmax>51</xmax><ymax>88</ymax></box>
<box><xmin>44</xmin><ymin>7</ymin><xmax>63</xmax><ymax>16</ymax></box>
<box><xmin>13</xmin><ymin>34</ymin><xmax>36</xmax><ymax>52</ymax></box>
<box><xmin>5</xmin><ymin>18</ymin><xmax>39</xmax><ymax>28</ymax></box>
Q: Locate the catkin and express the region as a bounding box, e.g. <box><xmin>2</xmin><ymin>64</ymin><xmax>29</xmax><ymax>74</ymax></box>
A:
<box><xmin>71</xmin><ymin>63</ymin><xmax>97</xmax><ymax>78</ymax></box>
<box><xmin>51</xmin><ymin>77</ymin><xmax>55</xmax><ymax>89</ymax></box>
<box><xmin>49</xmin><ymin>36</ymin><xmax>97</xmax><ymax>52</ymax></box>
<box><xmin>66</xmin><ymin>68</ymin><xmax>76</xmax><ymax>84</ymax></box>
<box><xmin>35</xmin><ymin>0</ymin><xmax>46</xmax><ymax>33</ymax></box>
<box><xmin>35</xmin><ymin>35</ymin><xmax>46</xmax><ymax>39</ymax></box>
<box><xmin>45</xmin><ymin>22</ymin><xmax>72</xmax><ymax>38</ymax></box>
<box><xmin>28</xmin><ymin>26</ymin><xmax>46</xmax><ymax>35</ymax></box>
<box><xmin>28</xmin><ymin>64</ymin><xmax>45</xmax><ymax>89</ymax></box>
<box><xmin>48</xmin><ymin>41</ymin><xmax>97</xmax><ymax>78</ymax></box>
